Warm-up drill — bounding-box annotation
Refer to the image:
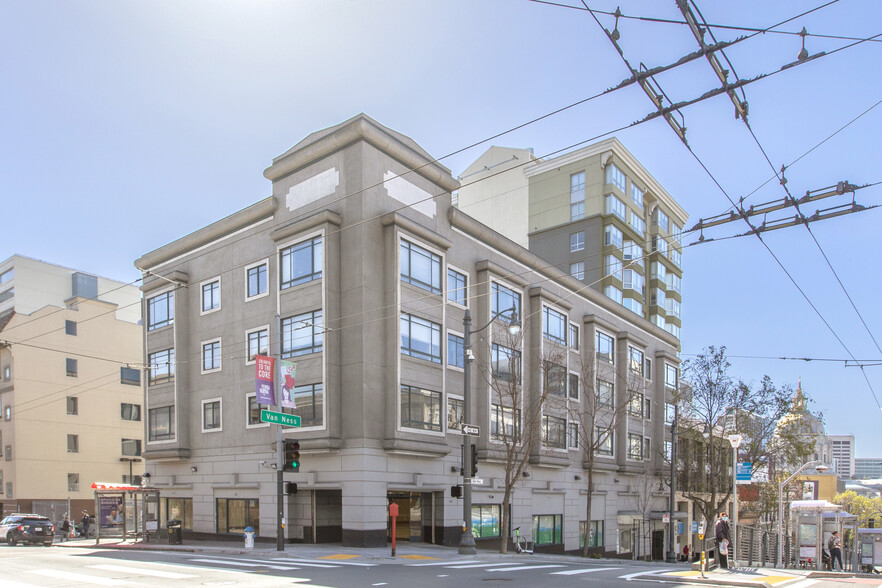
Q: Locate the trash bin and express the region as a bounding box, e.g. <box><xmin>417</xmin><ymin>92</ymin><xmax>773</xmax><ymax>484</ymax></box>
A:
<box><xmin>167</xmin><ymin>519</ymin><xmax>182</xmax><ymax>545</ymax></box>
<box><xmin>243</xmin><ymin>526</ymin><xmax>255</xmax><ymax>550</ymax></box>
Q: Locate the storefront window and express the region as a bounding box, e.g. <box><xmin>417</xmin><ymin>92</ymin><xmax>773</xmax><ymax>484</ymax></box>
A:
<box><xmin>471</xmin><ymin>504</ymin><xmax>501</xmax><ymax>538</ymax></box>
<box><xmin>216</xmin><ymin>498</ymin><xmax>259</xmax><ymax>535</ymax></box>
<box><xmin>532</xmin><ymin>514</ymin><xmax>562</xmax><ymax>545</ymax></box>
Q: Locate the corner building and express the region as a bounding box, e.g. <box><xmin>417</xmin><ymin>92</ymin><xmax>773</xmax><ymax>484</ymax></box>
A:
<box><xmin>135</xmin><ymin>115</ymin><xmax>684</xmax><ymax>555</ymax></box>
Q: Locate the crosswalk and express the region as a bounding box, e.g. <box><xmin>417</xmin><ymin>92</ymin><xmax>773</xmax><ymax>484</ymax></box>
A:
<box><xmin>406</xmin><ymin>558</ymin><xmax>633</xmax><ymax>578</ymax></box>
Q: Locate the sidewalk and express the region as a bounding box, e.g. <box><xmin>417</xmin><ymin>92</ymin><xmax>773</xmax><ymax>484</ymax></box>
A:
<box><xmin>646</xmin><ymin>565</ymin><xmax>882</xmax><ymax>587</ymax></box>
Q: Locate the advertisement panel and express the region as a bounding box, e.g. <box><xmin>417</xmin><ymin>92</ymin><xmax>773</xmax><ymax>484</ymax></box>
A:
<box><xmin>255</xmin><ymin>355</ymin><xmax>275</xmax><ymax>405</ymax></box>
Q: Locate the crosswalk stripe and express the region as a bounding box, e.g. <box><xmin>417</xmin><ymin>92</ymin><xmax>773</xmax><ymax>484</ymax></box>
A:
<box><xmin>617</xmin><ymin>568</ymin><xmax>671</xmax><ymax>580</ymax></box>
<box><xmin>778</xmin><ymin>580</ymin><xmax>819</xmax><ymax>588</ymax></box>
<box><xmin>189</xmin><ymin>557</ymin><xmax>301</xmax><ymax>571</ymax></box>
<box><xmin>28</xmin><ymin>569</ymin><xmax>134</xmax><ymax>586</ymax></box>
<box><xmin>488</xmin><ymin>564</ymin><xmax>565</xmax><ymax>572</ymax></box>
<box><xmin>235</xmin><ymin>556</ymin><xmax>337</xmax><ymax>568</ymax></box>
<box><xmin>408</xmin><ymin>559</ymin><xmax>481</xmax><ymax>567</ymax></box>
<box><xmin>272</xmin><ymin>557</ymin><xmax>375</xmax><ymax>567</ymax></box>
<box><xmin>551</xmin><ymin>566</ymin><xmax>623</xmax><ymax>575</ymax></box>
<box><xmin>447</xmin><ymin>562</ymin><xmax>526</xmax><ymax>569</ymax></box>
<box><xmin>89</xmin><ymin>564</ymin><xmax>198</xmax><ymax>579</ymax></box>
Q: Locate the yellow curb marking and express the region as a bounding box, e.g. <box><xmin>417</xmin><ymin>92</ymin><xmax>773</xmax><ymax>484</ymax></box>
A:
<box><xmin>398</xmin><ymin>555</ymin><xmax>438</xmax><ymax>560</ymax></box>
<box><xmin>761</xmin><ymin>577</ymin><xmax>800</xmax><ymax>585</ymax></box>
<box><xmin>664</xmin><ymin>571</ymin><xmax>796</xmax><ymax>585</ymax></box>
<box><xmin>318</xmin><ymin>554</ymin><xmax>362</xmax><ymax>560</ymax></box>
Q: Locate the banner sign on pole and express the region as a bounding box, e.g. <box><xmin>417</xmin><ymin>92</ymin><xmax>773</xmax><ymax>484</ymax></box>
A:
<box><xmin>255</xmin><ymin>355</ymin><xmax>276</xmax><ymax>405</ymax></box>
<box><xmin>280</xmin><ymin>360</ymin><xmax>297</xmax><ymax>409</ymax></box>
<box><xmin>736</xmin><ymin>462</ymin><xmax>752</xmax><ymax>484</ymax></box>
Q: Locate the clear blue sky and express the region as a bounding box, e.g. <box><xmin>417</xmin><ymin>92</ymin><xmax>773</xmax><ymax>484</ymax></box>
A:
<box><xmin>3</xmin><ymin>1</ymin><xmax>880</xmax><ymax>456</ymax></box>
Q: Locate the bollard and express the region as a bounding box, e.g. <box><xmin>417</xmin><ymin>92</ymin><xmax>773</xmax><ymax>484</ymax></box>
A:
<box><xmin>244</xmin><ymin>526</ymin><xmax>255</xmax><ymax>550</ymax></box>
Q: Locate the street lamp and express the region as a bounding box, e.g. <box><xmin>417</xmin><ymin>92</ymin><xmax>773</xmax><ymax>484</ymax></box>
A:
<box><xmin>665</xmin><ymin>402</ymin><xmax>679</xmax><ymax>563</ymax></box>
<box><xmin>119</xmin><ymin>457</ymin><xmax>141</xmax><ymax>485</ymax></box>
<box><xmin>777</xmin><ymin>460</ymin><xmax>828</xmax><ymax>567</ymax></box>
<box><xmin>459</xmin><ymin>306</ymin><xmax>520</xmax><ymax>555</ymax></box>
<box><xmin>727</xmin><ymin>434</ymin><xmax>743</xmax><ymax>568</ymax></box>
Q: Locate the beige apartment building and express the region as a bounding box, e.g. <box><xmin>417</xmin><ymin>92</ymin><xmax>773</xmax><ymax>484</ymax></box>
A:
<box><xmin>0</xmin><ymin>255</ymin><xmax>142</xmax><ymax>520</ymax></box>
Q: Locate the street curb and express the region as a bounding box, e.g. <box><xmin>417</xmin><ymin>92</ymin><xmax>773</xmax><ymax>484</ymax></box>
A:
<box><xmin>806</xmin><ymin>571</ymin><xmax>882</xmax><ymax>579</ymax></box>
<box><xmin>640</xmin><ymin>574</ymin><xmax>773</xmax><ymax>588</ymax></box>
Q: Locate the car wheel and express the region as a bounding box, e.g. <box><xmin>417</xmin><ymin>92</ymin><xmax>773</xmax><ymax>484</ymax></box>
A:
<box><xmin>8</xmin><ymin>533</ymin><xmax>17</xmax><ymax>546</ymax></box>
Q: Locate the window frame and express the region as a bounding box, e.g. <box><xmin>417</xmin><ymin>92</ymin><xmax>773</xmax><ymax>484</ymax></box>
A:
<box><xmin>246</xmin><ymin>393</ymin><xmax>270</xmax><ymax>429</ymax></box>
<box><xmin>201</xmin><ymin>338</ymin><xmax>222</xmax><ymax>374</ymax></box>
<box><xmin>121</xmin><ymin>403</ymin><xmax>141</xmax><ymax>422</ymax></box>
<box><xmin>148</xmin><ymin>348</ymin><xmax>175</xmax><ymax>386</ymax></box>
<box><xmin>284</xmin><ymin>382</ymin><xmax>324</xmax><ymax>428</ymax></box>
<box><xmin>148</xmin><ymin>405</ymin><xmax>175</xmax><ymax>442</ymax></box>
<box><xmin>570</xmin><ymin>261</ymin><xmax>585</xmax><ymax>281</ymax></box>
<box><xmin>279</xmin><ymin>236</ymin><xmax>323</xmax><ymax>290</ymax></box>
<box><xmin>65</xmin><ymin>320</ymin><xmax>77</xmax><ymax>336</ymax></box>
<box><xmin>570</xmin><ymin>171</ymin><xmax>585</xmax><ymax>220</ymax></box>
<box><xmin>568</xmin><ymin>372</ymin><xmax>580</xmax><ymax>400</ymax></box>
<box><xmin>595</xmin><ymin>330</ymin><xmax>615</xmax><ymax>365</ymax></box>
<box><xmin>68</xmin><ymin>473</ymin><xmax>79</xmax><ymax>493</ymax></box>
<box><xmin>491</xmin><ymin>403</ymin><xmax>521</xmax><ymax>443</ymax></box>
<box><xmin>542</xmin><ymin>306</ymin><xmax>567</xmax><ymax>345</ymax></box>
<box><xmin>447</xmin><ymin>331</ymin><xmax>465</xmax><ymax>370</ymax></box>
<box><xmin>604</xmin><ymin>224</ymin><xmax>623</xmax><ymax>249</ymax></box>
<box><xmin>400</xmin><ymin>313</ymin><xmax>442</xmax><ymax>364</ymax></box>
<box><xmin>541</xmin><ymin>414</ymin><xmax>567</xmax><ymax>449</ymax></box>
<box><xmin>605</xmin><ymin>194</ymin><xmax>626</xmax><ymax>221</ymax></box>
<box><xmin>245</xmin><ymin>259</ymin><xmax>270</xmax><ymax>301</ymax></box>
<box><xmin>399</xmin><ymin>384</ymin><xmax>442</xmax><ymax>433</ymax></box>
<box><xmin>570</xmin><ymin>231</ymin><xmax>585</xmax><ymax>252</ymax></box>
<box><xmin>400</xmin><ymin>238</ymin><xmax>442</xmax><ymax>295</ymax></box>
<box><xmin>246</xmin><ymin>325</ymin><xmax>270</xmax><ymax>365</ymax></box>
<box><xmin>66</xmin><ymin>396</ymin><xmax>78</xmax><ymax>416</ymax></box>
<box><xmin>147</xmin><ymin>290</ymin><xmax>174</xmax><ymax>331</ymax></box>
<box><xmin>200</xmin><ymin>277</ymin><xmax>221</xmax><ymax>315</ymax></box>
<box><xmin>532</xmin><ymin>514</ymin><xmax>563</xmax><ymax>545</ymax></box>
<box><xmin>605</xmin><ymin>163</ymin><xmax>626</xmax><ymax>193</ymax></box>
<box><xmin>568</xmin><ymin>323</ymin><xmax>580</xmax><ymax>349</ymax></box>
<box><xmin>491</xmin><ymin>343</ymin><xmax>521</xmax><ymax>385</ymax></box>
<box><xmin>446</xmin><ymin>266</ymin><xmax>468</xmax><ymax>307</ymax></box>
<box><xmin>281</xmin><ymin>310</ymin><xmax>324</xmax><ymax>358</ymax></box>
<box><xmin>201</xmin><ymin>398</ymin><xmax>223</xmax><ymax>433</ymax></box>
<box><xmin>66</xmin><ymin>357</ymin><xmax>78</xmax><ymax>377</ymax></box>
<box><xmin>628</xmin><ymin>346</ymin><xmax>645</xmax><ymax>376</ymax></box>
<box><xmin>596</xmin><ymin>379</ymin><xmax>614</xmax><ymax>407</ymax></box>
<box><xmin>447</xmin><ymin>395</ymin><xmax>464</xmax><ymax>434</ymax></box>
<box><xmin>630</xmin><ymin>184</ymin><xmax>644</xmax><ymax>208</ymax></box>
<box><xmin>491</xmin><ymin>281</ymin><xmax>521</xmax><ymax>318</ymax></box>
<box><xmin>67</xmin><ymin>434</ymin><xmax>79</xmax><ymax>453</ymax></box>
<box><xmin>596</xmin><ymin>426</ymin><xmax>614</xmax><ymax>456</ymax></box>
<box><xmin>628</xmin><ymin>432</ymin><xmax>644</xmax><ymax>460</ymax></box>
<box><xmin>121</xmin><ymin>438</ymin><xmax>142</xmax><ymax>456</ymax></box>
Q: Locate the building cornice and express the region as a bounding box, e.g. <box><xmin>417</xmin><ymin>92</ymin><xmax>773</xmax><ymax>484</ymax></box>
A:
<box><xmin>380</xmin><ymin>211</ymin><xmax>452</xmax><ymax>251</ymax></box>
<box><xmin>270</xmin><ymin>209</ymin><xmax>342</xmax><ymax>243</ymax></box>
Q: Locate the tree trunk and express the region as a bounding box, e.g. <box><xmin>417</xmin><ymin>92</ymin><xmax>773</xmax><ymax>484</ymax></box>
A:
<box><xmin>581</xmin><ymin>467</ymin><xmax>594</xmax><ymax>557</ymax></box>
<box><xmin>499</xmin><ymin>479</ymin><xmax>512</xmax><ymax>554</ymax></box>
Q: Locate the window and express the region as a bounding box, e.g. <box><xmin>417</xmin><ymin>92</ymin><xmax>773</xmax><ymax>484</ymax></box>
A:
<box><xmin>567</xmin><ymin>423</ymin><xmax>579</xmax><ymax>449</ymax></box>
<box><xmin>0</xmin><ymin>288</ymin><xmax>12</xmax><ymax>304</ymax></box>
<box><xmin>201</xmin><ymin>279</ymin><xmax>220</xmax><ymax>313</ymax></box>
<box><xmin>605</xmin><ymin>163</ymin><xmax>626</xmax><ymax>192</ymax></box>
<box><xmin>645</xmin><ymin>397</ymin><xmax>652</xmax><ymax>420</ymax></box>
<box><xmin>280</xmin><ymin>237</ymin><xmax>322</xmax><ymax>289</ymax></box>
<box><xmin>532</xmin><ymin>514</ymin><xmax>563</xmax><ymax>545</ymax></box>
<box><xmin>217</xmin><ymin>498</ymin><xmax>259</xmax><ymax>535</ymax></box>
<box><xmin>0</xmin><ymin>269</ymin><xmax>12</xmax><ymax>284</ymax></box>
<box><xmin>665</xmin><ymin>402</ymin><xmax>677</xmax><ymax>426</ymax></box>
<box><xmin>491</xmin><ymin>282</ymin><xmax>521</xmax><ymax>317</ymax></box>
<box><xmin>597</xmin><ymin>379</ymin><xmax>614</xmax><ymax>406</ymax></box>
<box><xmin>148</xmin><ymin>348</ymin><xmax>175</xmax><ymax>385</ymax></box>
<box><xmin>644</xmin><ymin>437</ymin><xmax>652</xmax><ymax>461</ymax></box>
<box><xmin>604</xmin><ymin>285</ymin><xmax>622</xmax><ymax>304</ymax></box>
<box><xmin>121</xmin><ymin>438</ymin><xmax>142</xmax><ymax>456</ymax></box>
<box><xmin>666</xmin><ymin>272</ymin><xmax>682</xmax><ymax>294</ymax></box>
<box><xmin>400</xmin><ymin>313</ymin><xmax>441</xmax><ymax>363</ymax></box>
<box><xmin>623</xmin><ymin>240</ymin><xmax>644</xmax><ymax>269</ymax></box>
<box><xmin>568</xmin><ymin>373</ymin><xmax>579</xmax><ymax>400</ymax></box>
<box><xmin>3</xmin><ymin>407</ymin><xmax>9</xmax><ymax>421</ymax></box>
<box><xmin>5</xmin><ymin>482</ymin><xmax>11</xmax><ymax>499</ymax></box>
<box><xmin>604</xmin><ymin>225</ymin><xmax>623</xmax><ymax>249</ymax></box>
<box><xmin>605</xmin><ymin>194</ymin><xmax>626</xmax><ymax>221</ymax></box>
<box><xmin>670</xmin><ymin>247</ymin><xmax>682</xmax><ymax>268</ymax></box>
<box><xmin>68</xmin><ymin>473</ymin><xmax>79</xmax><ymax>492</ymax></box>
<box><xmin>246</xmin><ymin>262</ymin><xmax>268</xmax><ymax>299</ymax></box>
<box><xmin>604</xmin><ymin>255</ymin><xmax>622</xmax><ymax>280</ymax></box>
<box><xmin>288</xmin><ymin>383</ymin><xmax>324</xmax><ymax>428</ymax></box>
<box><xmin>66</xmin><ymin>358</ymin><xmax>77</xmax><ymax>377</ymax></box>
<box><xmin>666</xmin><ymin>322</ymin><xmax>681</xmax><ymax>339</ymax></box>
<box><xmin>121</xmin><ymin>403</ymin><xmax>141</xmax><ymax>421</ymax></box>
<box><xmin>570</xmin><ymin>231</ymin><xmax>585</xmax><ymax>252</ymax></box>
<box><xmin>447</xmin><ymin>268</ymin><xmax>467</xmax><ymax>306</ymax></box>
<box><xmin>629</xmin><ymin>211</ymin><xmax>645</xmax><ymax>236</ymax></box>
<box><xmin>67</xmin><ymin>434</ymin><xmax>79</xmax><ymax>453</ymax></box>
<box><xmin>629</xmin><ymin>392</ymin><xmax>644</xmax><ymax>417</ymax></box>
<box><xmin>630</xmin><ymin>184</ymin><xmax>644</xmax><ymax>208</ymax></box>
<box><xmin>543</xmin><ymin>307</ymin><xmax>566</xmax><ymax>344</ymax></box>
<box><xmin>622</xmin><ymin>269</ymin><xmax>644</xmax><ymax>292</ymax></box>
<box><xmin>628</xmin><ymin>433</ymin><xmax>644</xmax><ymax>460</ymax></box>
<box><xmin>570</xmin><ymin>172</ymin><xmax>585</xmax><ymax>220</ymax></box>
<box><xmin>541</xmin><ymin>415</ymin><xmax>566</xmax><ymax>448</ymax></box>
<box><xmin>247</xmin><ymin>328</ymin><xmax>269</xmax><ymax>362</ymax></box>
<box><xmin>147</xmin><ymin>291</ymin><xmax>174</xmax><ymax>331</ymax></box>
<box><xmin>120</xmin><ymin>367</ymin><xmax>140</xmax><ymax>386</ymax></box>
<box><xmin>651</xmin><ymin>261</ymin><xmax>667</xmax><ymax>282</ymax></box>
<box><xmin>596</xmin><ymin>331</ymin><xmax>615</xmax><ymax>364</ymax></box>
<box><xmin>160</xmin><ymin>498</ymin><xmax>194</xmax><ymax>530</ymax></box>
<box><xmin>65</xmin><ymin>320</ymin><xmax>77</xmax><ymax>335</ymax></box>
<box><xmin>149</xmin><ymin>406</ymin><xmax>175</xmax><ymax>441</ymax></box>
<box><xmin>3</xmin><ymin>445</ymin><xmax>10</xmax><ymax>460</ymax></box>
<box><xmin>447</xmin><ymin>333</ymin><xmax>464</xmax><ymax>369</ymax></box>
<box><xmin>447</xmin><ymin>396</ymin><xmax>463</xmax><ymax>432</ymax></box>
<box><xmin>628</xmin><ymin>346</ymin><xmax>645</xmax><ymax>375</ymax></box>
<box><xmin>546</xmin><ymin>363</ymin><xmax>566</xmax><ymax>397</ymax></box>
<box><xmin>247</xmin><ymin>394</ymin><xmax>269</xmax><ymax>427</ymax></box>
<box><xmin>652</xmin><ymin>288</ymin><xmax>666</xmax><ymax>309</ymax></box>
<box><xmin>580</xmin><ymin>520</ymin><xmax>605</xmax><ymax>548</ymax></box>
<box><xmin>673</xmin><ymin>222</ymin><xmax>683</xmax><ymax>237</ymax></box>
<box><xmin>202</xmin><ymin>339</ymin><xmax>221</xmax><ymax>372</ymax></box>
<box><xmin>400</xmin><ymin>385</ymin><xmax>441</xmax><ymax>432</ymax></box>
<box><xmin>655</xmin><ymin>208</ymin><xmax>670</xmax><ymax>232</ymax></box>
<box><xmin>623</xmin><ymin>297</ymin><xmax>642</xmax><ymax>315</ymax></box>
<box><xmin>400</xmin><ymin>239</ymin><xmax>442</xmax><ymax>294</ymax></box>
<box><xmin>653</xmin><ymin>235</ymin><xmax>669</xmax><ymax>256</ymax></box>
<box><xmin>666</xmin><ymin>297</ymin><xmax>681</xmax><ymax>319</ymax></box>
<box><xmin>2</xmin><ymin>365</ymin><xmax>8</xmax><ymax>380</ymax></box>
<box><xmin>491</xmin><ymin>404</ymin><xmax>520</xmax><ymax>441</ymax></box>
<box><xmin>282</xmin><ymin>310</ymin><xmax>323</xmax><ymax>357</ymax></box>
<box><xmin>569</xmin><ymin>324</ymin><xmax>579</xmax><ymax>349</ymax></box>
<box><xmin>491</xmin><ymin>343</ymin><xmax>520</xmax><ymax>384</ymax></box>
<box><xmin>471</xmin><ymin>504</ymin><xmax>501</xmax><ymax>539</ymax></box>
<box><xmin>665</xmin><ymin>364</ymin><xmax>679</xmax><ymax>390</ymax></box>
<box><xmin>201</xmin><ymin>399</ymin><xmax>221</xmax><ymax>432</ymax></box>
<box><xmin>66</xmin><ymin>396</ymin><xmax>78</xmax><ymax>415</ymax></box>
<box><xmin>652</xmin><ymin>314</ymin><xmax>665</xmax><ymax>329</ymax></box>
<box><xmin>596</xmin><ymin>427</ymin><xmax>614</xmax><ymax>456</ymax></box>
<box><xmin>570</xmin><ymin>262</ymin><xmax>585</xmax><ymax>280</ymax></box>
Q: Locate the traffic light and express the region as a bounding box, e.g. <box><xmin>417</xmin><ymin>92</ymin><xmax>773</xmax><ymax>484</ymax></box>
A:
<box><xmin>285</xmin><ymin>482</ymin><xmax>298</xmax><ymax>495</ymax></box>
<box><xmin>470</xmin><ymin>444</ymin><xmax>479</xmax><ymax>477</ymax></box>
<box><xmin>284</xmin><ymin>439</ymin><xmax>301</xmax><ymax>472</ymax></box>
<box><xmin>451</xmin><ymin>485</ymin><xmax>462</xmax><ymax>498</ymax></box>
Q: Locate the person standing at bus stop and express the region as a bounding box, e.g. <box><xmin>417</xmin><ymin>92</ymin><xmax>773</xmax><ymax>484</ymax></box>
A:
<box><xmin>715</xmin><ymin>512</ymin><xmax>731</xmax><ymax>570</ymax></box>
<box><xmin>828</xmin><ymin>531</ymin><xmax>843</xmax><ymax>571</ymax></box>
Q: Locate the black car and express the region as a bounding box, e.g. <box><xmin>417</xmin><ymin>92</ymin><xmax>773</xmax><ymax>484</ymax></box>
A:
<box><xmin>0</xmin><ymin>514</ymin><xmax>55</xmax><ymax>546</ymax></box>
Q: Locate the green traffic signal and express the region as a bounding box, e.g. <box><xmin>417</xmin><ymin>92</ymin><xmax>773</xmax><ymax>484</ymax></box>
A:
<box><xmin>284</xmin><ymin>439</ymin><xmax>301</xmax><ymax>472</ymax></box>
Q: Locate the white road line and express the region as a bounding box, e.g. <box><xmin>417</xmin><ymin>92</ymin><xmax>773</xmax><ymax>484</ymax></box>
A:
<box><xmin>408</xmin><ymin>559</ymin><xmax>481</xmax><ymax>566</ymax></box>
<box><xmin>782</xmin><ymin>580</ymin><xmax>819</xmax><ymax>588</ymax></box>
<box><xmin>551</xmin><ymin>566</ymin><xmax>623</xmax><ymax>575</ymax></box>
<box><xmin>488</xmin><ymin>564</ymin><xmax>566</xmax><ymax>572</ymax></box>
<box><xmin>273</xmin><ymin>557</ymin><xmax>377</xmax><ymax>567</ymax></box>
<box><xmin>617</xmin><ymin>568</ymin><xmax>672</xmax><ymax>580</ymax></box>
<box><xmin>189</xmin><ymin>557</ymin><xmax>301</xmax><ymax>571</ymax></box>
<box><xmin>447</xmin><ymin>562</ymin><xmax>527</xmax><ymax>569</ymax></box>
<box><xmin>28</xmin><ymin>569</ymin><xmax>134</xmax><ymax>586</ymax></box>
<box><xmin>89</xmin><ymin>564</ymin><xmax>198</xmax><ymax>579</ymax></box>
<box><xmin>234</xmin><ymin>556</ymin><xmax>338</xmax><ymax>568</ymax></box>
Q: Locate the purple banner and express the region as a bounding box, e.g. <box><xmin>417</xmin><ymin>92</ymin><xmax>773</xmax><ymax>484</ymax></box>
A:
<box><xmin>255</xmin><ymin>355</ymin><xmax>275</xmax><ymax>405</ymax></box>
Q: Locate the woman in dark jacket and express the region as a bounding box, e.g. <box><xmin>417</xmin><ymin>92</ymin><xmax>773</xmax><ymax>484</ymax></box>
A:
<box><xmin>715</xmin><ymin>512</ymin><xmax>731</xmax><ymax>570</ymax></box>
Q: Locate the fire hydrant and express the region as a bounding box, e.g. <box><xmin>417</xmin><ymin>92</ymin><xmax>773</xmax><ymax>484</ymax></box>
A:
<box><xmin>243</xmin><ymin>526</ymin><xmax>255</xmax><ymax>550</ymax></box>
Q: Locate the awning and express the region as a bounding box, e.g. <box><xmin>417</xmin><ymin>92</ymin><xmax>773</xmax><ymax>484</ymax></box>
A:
<box><xmin>91</xmin><ymin>482</ymin><xmax>141</xmax><ymax>491</ymax></box>
<box><xmin>648</xmin><ymin>510</ymin><xmax>689</xmax><ymax>520</ymax></box>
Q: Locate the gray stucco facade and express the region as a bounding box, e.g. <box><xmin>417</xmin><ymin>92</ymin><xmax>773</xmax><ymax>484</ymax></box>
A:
<box><xmin>134</xmin><ymin>114</ymin><xmax>682</xmax><ymax>555</ymax></box>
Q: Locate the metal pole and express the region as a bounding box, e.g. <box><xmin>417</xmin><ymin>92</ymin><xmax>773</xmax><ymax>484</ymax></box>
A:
<box><xmin>666</xmin><ymin>403</ymin><xmax>678</xmax><ymax>563</ymax></box>
<box><xmin>459</xmin><ymin>309</ymin><xmax>476</xmax><ymax>555</ymax></box>
<box><xmin>777</xmin><ymin>460</ymin><xmax>820</xmax><ymax>567</ymax></box>
<box><xmin>732</xmin><ymin>444</ymin><xmax>738</xmax><ymax>568</ymax></box>
<box><xmin>277</xmin><ymin>424</ymin><xmax>284</xmax><ymax>551</ymax></box>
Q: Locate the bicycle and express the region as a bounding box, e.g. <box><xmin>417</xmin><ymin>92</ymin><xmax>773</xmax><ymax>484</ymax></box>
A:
<box><xmin>513</xmin><ymin>526</ymin><xmax>533</xmax><ymax>554</ymax></box>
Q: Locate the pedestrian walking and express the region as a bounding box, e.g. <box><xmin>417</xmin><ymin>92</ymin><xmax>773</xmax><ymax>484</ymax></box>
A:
<box><xmin>715</xmin><ymin>512</ymin><xmax>731</xmax><ymax>570</ymax></box>
<box><xmin>81</xmin><ymin>510</ymin><xmax>91</xmax><ymax>538</ymax></box>
<box><xmin>60</xmin><ymin>517</ymin><xmax>70</xmax><ymax>542</ymax></box>
<box><xmin>828</xmin><ymin>531</ymin><xmax>843</xmax><ymax>571</ymax></box>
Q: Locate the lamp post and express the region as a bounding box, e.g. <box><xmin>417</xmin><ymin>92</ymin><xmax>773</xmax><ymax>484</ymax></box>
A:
<box><xmin>727</xmin><ymin>434</ymin><xmax>743</xmax><ymax>568</ymax></box>
<box><xmin>459</xmin><ymin>306</ymin><xmax>519</xmax><ymax>555</ymax></box>
<box><xmin>777</xmin><ymin>460</ymin><xmax>828</xmax><ymax>567</ymax></box>
<box><xmin>665</xmin><ymin>402</ymin><xmax>679</xmax><ymax>563</ymax></box>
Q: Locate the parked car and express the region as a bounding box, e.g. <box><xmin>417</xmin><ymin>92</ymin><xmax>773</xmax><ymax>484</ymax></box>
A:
<box><xmin>0</xmin><ymin>514</ymin><xmax>55</xmax><ymax>546</ymax></box>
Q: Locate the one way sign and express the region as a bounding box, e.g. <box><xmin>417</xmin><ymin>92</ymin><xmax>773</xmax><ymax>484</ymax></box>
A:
<box><xmin>461</xmin><ymin>424</ymin><xmax>480</xmax><ymax>437</ymax></box>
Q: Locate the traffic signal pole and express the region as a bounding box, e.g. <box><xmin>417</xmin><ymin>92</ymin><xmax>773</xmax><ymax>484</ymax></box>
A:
<box><xmin>277</xmin><ymin>422</ymin><xmax>284</xmax><ymax>552</ymax></box>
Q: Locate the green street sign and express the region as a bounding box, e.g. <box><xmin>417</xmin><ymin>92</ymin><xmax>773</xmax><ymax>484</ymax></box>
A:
<box><xmin>260</xmin><ymin>409</ymin><xmax>301</xmax><ymax>427</ymax></box>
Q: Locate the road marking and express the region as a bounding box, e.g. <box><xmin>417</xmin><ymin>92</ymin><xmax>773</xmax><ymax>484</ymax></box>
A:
<box><xmin>372</xmin><ymin>584</ymin><xmax>388</xmax><ymax>586</ymax></box>
<box><xmin>236</xmin><ymin>557</ymin><xmax>338</xmax><ymax>568</ymax></box>
<box><xmin>399</xmin><ymin>554</ymin><xmax>438</xmax><ymax>559</ymax></box>
<box><xmin>447</xmin><ymin>562</ymin><xmax>525</xmax><ymax>569</ymax></box>
<box><xmin>189</xmin><ymin>558</ymin><xmax>301</xmax><ymax>571</ymax></box>
<box><xmin>551</xmin><ymin>566</ymin><xmax>623</xmax><ymax>575</ymax></box>
<box><xmin>319</xmin><ymin>554</ymin><xmax>361</xmax><ymax>560</ymax></box>
<box><xmin>488</xmin><ymin>564</ymin><xmax>566</xmax><ymax>572</ymax></box>
<box><xmin>89</xmin><ymin>564</ymin><xmax>198</xmax><ymax>579</ymax></box>
<box><xmin>28</xmin><ymin>569</ymin><xmax>134</xmax><ymax>586</ymax></box>
<box><xmin>777</xmin><ymin>580</ymin><xmax>819</xmax><ymax>588</ymax></box>
<box><xmin>409</xmin><ymin>560</ymin><xmax>481</xmax><ymax>566</ymax></box>
<box><xmin>274</xmin><ymin>557</ymin><xmax>377</xmax><ymax>567</ymax></box>
<box><xmin>618</xmin><ymin>568</ymin><xmax>672</xmax><ymax>580</ymax></box>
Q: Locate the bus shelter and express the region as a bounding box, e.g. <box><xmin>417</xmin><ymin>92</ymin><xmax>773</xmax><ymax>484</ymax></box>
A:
<box><xmin>789</xmin><ymin>499</ymin><xmax>856</xmax><ymax>571</ymax></box>
<box><xmin>91</xmin><ymin>482</ymin><xmax>161</xmax><ymax>544</ymax></box>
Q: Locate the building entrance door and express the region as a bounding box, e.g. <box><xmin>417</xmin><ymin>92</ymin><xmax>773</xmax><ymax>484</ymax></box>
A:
<box><xmin>387</xmin><ymin>492</ymin><xmax>423</xmax><ymax>542</ymax></box>
<box><xmin>652</xmin><ymin>529</ymin><xmax>665</xmax><ymax>561</ymax></box>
